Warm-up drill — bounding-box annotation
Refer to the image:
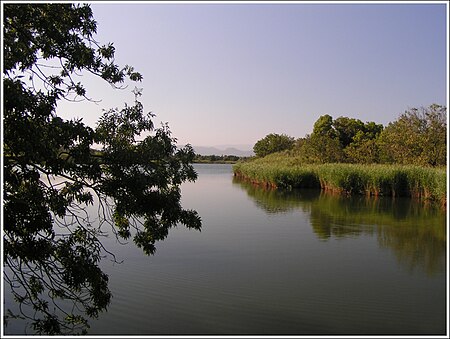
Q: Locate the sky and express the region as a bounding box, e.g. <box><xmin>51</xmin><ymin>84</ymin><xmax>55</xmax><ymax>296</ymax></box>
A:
<box><xmin>57</xmin><ymin>1</ymin><xmax>448</xmax><ymax>150</ymax></box>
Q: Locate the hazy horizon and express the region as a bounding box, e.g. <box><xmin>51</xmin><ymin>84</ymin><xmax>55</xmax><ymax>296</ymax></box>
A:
<box><xmin>56</xmin><ymin>1</ymin><xmax>447</xmax><ymax>147</ymax></box>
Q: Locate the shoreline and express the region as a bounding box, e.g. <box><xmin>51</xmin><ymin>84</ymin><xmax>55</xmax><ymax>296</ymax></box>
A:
<box><xmin>233</xmin><ymin>162</ymin><xmax>447</xmax><ymax>210</ymax></box>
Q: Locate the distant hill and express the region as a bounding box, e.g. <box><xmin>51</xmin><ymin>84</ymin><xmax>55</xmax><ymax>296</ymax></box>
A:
<box><xmin>190</xmin><ymin>146</ymin><xmax>254</xmax><ymax>157</ymax></box>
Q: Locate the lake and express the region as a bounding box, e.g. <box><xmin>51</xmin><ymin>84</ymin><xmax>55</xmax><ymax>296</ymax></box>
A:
<box><xmin>5</xmin><ymin>164</ymin><xmax>447</xmax><ymax>335</ymax></box>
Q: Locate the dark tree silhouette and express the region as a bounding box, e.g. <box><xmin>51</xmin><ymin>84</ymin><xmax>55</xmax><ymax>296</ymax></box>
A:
<box><xmin>3</xmin><ymin>3</ymin><xmax>201</xmax><ymax>334</ymax></box>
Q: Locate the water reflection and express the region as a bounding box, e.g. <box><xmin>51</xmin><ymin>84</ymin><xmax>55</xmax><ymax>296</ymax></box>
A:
<box><xmin>233</xmin><ymin>177</ymin><xmax>446</xmax><ymax>276</ymax></box>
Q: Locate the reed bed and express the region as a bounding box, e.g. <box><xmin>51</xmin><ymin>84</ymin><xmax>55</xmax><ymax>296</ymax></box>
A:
<box><xmin>233</xmin><ymin>154</ymin><xmax>447</xmax><ymax>208</ymax></box>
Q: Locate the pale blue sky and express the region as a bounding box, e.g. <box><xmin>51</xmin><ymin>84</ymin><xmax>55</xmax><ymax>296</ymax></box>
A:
<box><xmin>58</xmin><ymin>2</ymin><xmax>447</xmax><ymax>149</ymax></box>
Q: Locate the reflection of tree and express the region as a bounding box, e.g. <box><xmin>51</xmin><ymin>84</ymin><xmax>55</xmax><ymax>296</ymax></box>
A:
<box><xmin>306</xmin><ymin>194</ymin><xmax>375</xmax><ymax>240</ymax></box>
<box><xmin>232</xmin><ymin>177</ymin><xmax>320</xmax><ymax>213</ymax></box>
<box><xmin>233</xmin><ymin>177</ymin><xmax>446</xmax><ymax>276</ymax></box>
<box><xmin>377</xmin><ymin>222</ymin><xmax>446</xmax><ymax>276</ymax></box>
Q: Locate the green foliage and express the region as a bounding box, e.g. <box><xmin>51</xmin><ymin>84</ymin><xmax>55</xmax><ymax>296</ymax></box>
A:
<box><xmin>253</xmin><ymin>133</ymin><xmax>295</xmax><ymax>157</ymax></box>
<box><xmin>299</xmin><ymin>133</ymin><xmax>345</xmax><ymax>163</ymax></box>
<box><xmin>333</xmin><ymin>116</ymin><xmax>366</xmax><ymax>148</ymax></box>
<box><xmin>378</xmin><ymin>104</ymin><xmax>447</xmax><ymax>166</ymax></box>
<box><xmin>344</xmin><ymin>131</ymin><xmax>380</xmax><ymax>164</ymax></box>
<box><xmin>193</xmin><ymin>154</ymin><xmax>243</xmax><ymax>163</ymax></box>
<box><xmin>3</xmin><ymin>3</ymin><xmax>200</xmax><ymax>334</ymax></box>
<box><xmin>312</xmin><ymin>114</ymin><xmax>335</xmax><ymax>137</ymax></box>
<box><xmin>290</xmin><ymin>106</ymin><xmax>445</xmax><ymax>166</ymax></box>
<box><xmin>296</xmin><ymin>114</ymin><xmax>384</xmax><ymax>164</ymax></box>
<box><xmin>234</xmin><ymin>156</ymin><xmax>446</xmax><ymax>207</ymax></box>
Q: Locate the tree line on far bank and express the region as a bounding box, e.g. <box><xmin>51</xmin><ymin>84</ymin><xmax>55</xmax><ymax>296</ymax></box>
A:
<box><xmin>253</xmin><ymin>104</ymin><xmax>447</xmax><ymax>167</ymax></box>
<box><xmin>194</xmin><ymin>154</ymin><xmax>251</xmax><ymax>163</ymax></box>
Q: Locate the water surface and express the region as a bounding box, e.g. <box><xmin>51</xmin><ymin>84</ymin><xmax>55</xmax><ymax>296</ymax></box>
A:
<box><xmin>4</xmin><ymin>164</ymin><xmax>446</xmax><ymax>335</ymax></box>
<box><xmin>89</xmin><ymin>164</ymin><xmax>446</xmax><ymax>335</ymax></box>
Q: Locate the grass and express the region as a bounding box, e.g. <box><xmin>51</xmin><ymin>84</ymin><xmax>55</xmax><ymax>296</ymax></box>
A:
<box><xmin>233</xmin><ymin>153</ymin><xmax>447</xmax><ymax>208</ymax></box>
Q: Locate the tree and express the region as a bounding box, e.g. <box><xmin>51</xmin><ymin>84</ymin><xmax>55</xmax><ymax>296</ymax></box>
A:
<box><xmin>297</xmin><ymin>115</ymin><xmax>344</xmax><ymax>163</ymax></box>
<box><xmin>363</xmin><ymin>121</ymin><xmax>384</xmax><ymax>139</ymax></box>
<box><xmin>299</xmin><ymin>133</ymin><xmax>345</xmax><ymax>163</ymax></box>
<box><xmin>378</xmin><ymin>104</ymin><xmax>447</xmax><ymax>166</ymax></box>
<box><xmin>332</xmin><ymin>116</ymin><xmax>365</xmax><ymax>148</ymax></box>
<box><xmin>312</xmin><ymin>114</ymin><xmax>336</xmax><ymax>138</ymax></box>
<box><xmin>253</xmin><ymin>133</ymin><xmax>295</xmax><ymax>157</ymax></box>
<box><xmin>3</xmin><ymin>3</ymin><xmax>201</xmax><ymax>334</ymax></box>
<box><xmin>343</xmin><ymin>121</ymin><xmax>383</xmax><ymax>164</ymax></box>
<box><xmin>344</xmin><ymin>131</ymin><xmax>380</xmax><ymax>164</ymax></box>
<box><xmin>298</xmin><ymin>115</ymin><xmax>384</xmax><ymax>164</ymax></box>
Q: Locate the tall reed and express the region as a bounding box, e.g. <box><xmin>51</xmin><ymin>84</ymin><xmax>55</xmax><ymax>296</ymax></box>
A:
<box><xmin>233</xmin><ymin>155</ymin><xmax>447</xmax><ymax>208</ymax></box>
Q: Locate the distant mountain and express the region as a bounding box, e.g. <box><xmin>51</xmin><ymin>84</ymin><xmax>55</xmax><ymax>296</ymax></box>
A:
<box><xmin>190</xmin><ymin>146</ymin><xmax>254</xmax><ymax>157</ymax></box>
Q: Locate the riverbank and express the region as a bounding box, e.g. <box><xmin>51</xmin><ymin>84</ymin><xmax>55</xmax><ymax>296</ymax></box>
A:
<box><xmin>193</xmin><ymin>160</ymin><xmax>239</xmax><ymax>164</ymax></box>
<box><xmin>233</xmin><ymin>154</ymin><xmax>447</xmax><ymax>209</ymax></box>
<box><xmin>193</xmin><ymin>154</ymin><xmax>250</xmax><ymax>164</ymax></box>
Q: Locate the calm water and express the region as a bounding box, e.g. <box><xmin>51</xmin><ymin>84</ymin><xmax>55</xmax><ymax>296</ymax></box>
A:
<box><xmin>5</xmin><ymin>164</ymin><xmax>447</xmax><ymax>335</ymax></box>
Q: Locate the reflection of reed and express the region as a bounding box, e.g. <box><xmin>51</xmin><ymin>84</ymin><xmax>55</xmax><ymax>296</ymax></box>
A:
<box><xmin>233</xmin><ymin>176</ymin><xmax>446</xmax><ymax>276</ymax></box>
<box><xmin>233</xmin><ymin>161</ymin><xmax>447</xmax><ymax>209</ymax></box>
<box><xmin>232</xmin><ymin>176</ymin><xmax>320</xmax><ymax>213</ymax></box>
